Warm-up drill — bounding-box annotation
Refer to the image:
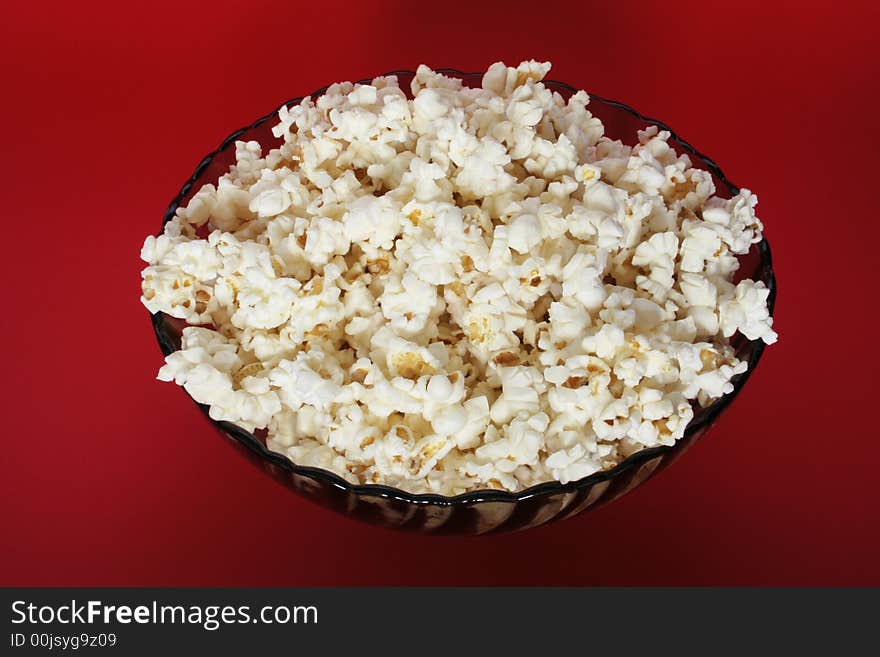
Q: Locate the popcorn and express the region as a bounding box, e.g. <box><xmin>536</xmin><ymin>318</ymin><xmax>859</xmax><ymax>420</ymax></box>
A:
<box><xmin>268</xmin><ymin>352</ymin><xmax>342</xmax><ymax>412</ymax></box>
<box><xmin>632</xmin><ymin>231</ymin><xmax>679</xmax><ymax>294</ymax></box>
<box><xmin>562</xmin><ymin>248</ymin><xmax>607</xmax><ymax>311</ymax></box>
<box><xmin>141</xmin><ymin>60</ymin><xmax>776</xmax><ymax>495</ymax></box>
<box><xmin>719</xmin><ymin>280</ymin><xmax>778</xmax><ymax>344</ymax></box>
<box><xmin>474</xmin><ymin>412</ymin><xmax>547</xmax><ymax>469</ymax></box>
<box><xmin>432</xmin><ymin>405</ymin><xmax>468</xmax><ymax>436</ymax></box>
<box><xmin>679</xmin><ymin>224</ymin><xmax>722</xmax><ymax>274</ymax></box>
<box><xmin>303</xmin><ymin>216</ymin><xmax>350</xmax><ymax>267</ymax></box>
<box><xmin>379</xmin><ymin>271</ymin><xmax>439</xmax><ymax>337</ymax></box>
<box><xmin>452</xmin><ymin>136</ymin><xmax>516</xmax><ymax>199</ymax></box>
<box><xmin>157</xmin><ymin>328</ymin><xmax>282</xmax><ymax>430</ymax></box>
<box><xmin>141</xmin><ymin>266</ymin><xmax>203</xmax><ymax>322</ymax></box>
<box><xmin>460</xmin><ymin>283</ymin><xmax>527</xmax><ymax>358</ymax></box>
<box><xmin>227</xmin><ymin>268</ymin><xmax>300</xmax><ymax>330</ymax></box>
<box><xmin>545</xmin><ymin>444</ymin><xmax>602</xmax><ymax>484</ymax></box>
<box><xmin>341</xmin><ymin>194</ymin><xmax>401</xmax><ymax>251</ymax></box>
<box><xmin>678</xmin><ymin>272</ymin><xmax>718</xmax><ymax>308</ymax></box>
<box><xmin>507</xmin><ymin>213</ymin><xmax>542</xmax><ymax>254</ymax></box>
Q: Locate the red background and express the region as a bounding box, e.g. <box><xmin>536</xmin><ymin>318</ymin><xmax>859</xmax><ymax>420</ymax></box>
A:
<box><xmin>2</xmin><ymin>0</ymin><xmax>878</xmax><ymax>586</ymax></box>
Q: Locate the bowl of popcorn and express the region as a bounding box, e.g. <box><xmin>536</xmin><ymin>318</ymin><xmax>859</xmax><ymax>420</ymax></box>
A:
<box><xmin>141</xmin><ymin>61</ymin><xmax>776</xmax><ymax>533</ymax></box>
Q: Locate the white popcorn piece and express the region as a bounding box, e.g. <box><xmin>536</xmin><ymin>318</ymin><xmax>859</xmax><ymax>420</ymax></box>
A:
<box><xmin>719</xmin><ymin>279</ymin><xmax>778</xmax><ymax>344</ymax></box>
<box><xmin>507</xmin><ymin>213</ymin><xmax>542</xmax><ymax>254</ymax></box>
<box><xmin>140</xmin><ymin>60</ymin><xmax>776</xmax><ymax>495</ymax></box>
<box><xmin>378</xmin><ymin>271</ymin><xmax>439</xmax><ymax>337</ymax></box>
<box><xmin>341</xmin><ymin>194</ymin><xmax>401</xmax><ymax>250</ymax></box>
<box><xmin>158</xmin><ymin>327</ymin><xmax>282</xmax><ymax>430</ymax></box>
<box><xmin>549</xmin><ymin>298</ymin><xmax>591</xmax><ymax>342</ymax></box>
<box><xmin>490</xmin><ymin>366</ymin><xmax>545</xmax><ymax>425</ymax></box>
<box><xmin>633</xmin><ymin>231</ymin><xmax>679</xmax><ymax>294</ymax></box>
<box><xmin>562</xmin><ymin>248</ymin><xmax>607</xmax><ymax>311</ymax></box>
<box><xmin>679</xmin><ymin>224</ymin><xmax>722</xmax><ymax>273</ymax></box>
<box><xmin>268</xmin><ymin>352</ymin><xmax>342</xmax><ymax>412</ymax></box>
<box><xmin>545</xmin><ymin>444</ymin><xmax>601</xmax><ymax>484</ymax></box>
<box><xmin>431</xmin><ymin>404</ymin><xmax>468</xmax><ymax>436</ymax></box>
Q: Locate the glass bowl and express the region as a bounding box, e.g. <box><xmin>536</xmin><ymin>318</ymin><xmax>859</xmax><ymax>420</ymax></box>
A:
<box><xmin>151</xmin><ymin>70</ymin><xmax>776</xmax><ymax>534</ymax></box>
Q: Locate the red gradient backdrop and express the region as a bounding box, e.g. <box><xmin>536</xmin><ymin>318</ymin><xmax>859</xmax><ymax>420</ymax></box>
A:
<box><xmin>1</xmin><ymin>0</ymin><xmax>877</xmax><ymax>586</ymax></box>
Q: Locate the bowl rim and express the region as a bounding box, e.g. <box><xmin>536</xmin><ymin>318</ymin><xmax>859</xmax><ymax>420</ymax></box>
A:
<box><xmin>152</xmin><ymin>68</ymin><xmax>776</xmax><ymax>507</ymax></box>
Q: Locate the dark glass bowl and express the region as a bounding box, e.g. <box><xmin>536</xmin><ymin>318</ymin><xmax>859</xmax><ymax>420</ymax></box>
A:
<box><xmin>151</xmin><ymin>70</ymin><xmax>776</xmax><ymax>534</ymax></box>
